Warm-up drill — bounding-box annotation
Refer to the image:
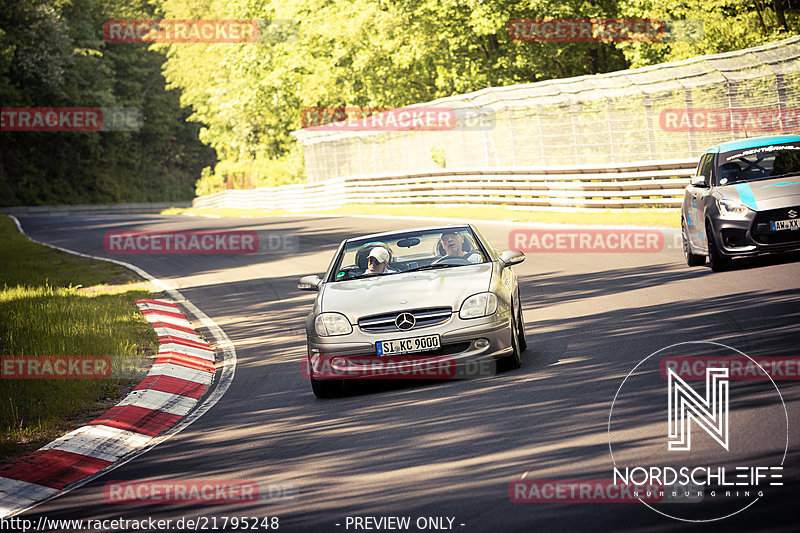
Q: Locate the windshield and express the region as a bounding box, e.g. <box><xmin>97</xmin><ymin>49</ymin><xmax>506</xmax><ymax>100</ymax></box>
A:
<box><xmin>329</xmin><ymin>228</ymin><xmax>488</xmax><ymax>282</ymax></box>
<box><xmin>717</xmin><ymin>141</ymin><xmax>800</xmax><ymax>185</ymax></box>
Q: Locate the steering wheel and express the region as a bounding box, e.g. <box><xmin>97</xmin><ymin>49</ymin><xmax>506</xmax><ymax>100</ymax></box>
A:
<box><xmin>432</xmin><ymin>256</ymin><xmax>472</xmax><ymax>266</ymax></box>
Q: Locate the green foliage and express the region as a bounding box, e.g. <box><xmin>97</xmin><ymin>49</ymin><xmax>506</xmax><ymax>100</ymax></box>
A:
<box><xmin>0</xmin><ymin>0</ymin><xmax>215</xmax><ymax>206</ymax></box>
<box><xmin>431</xmin><ymin>145</ymin><xmax>447</xmax><ymax>168</ymax></box>
<box><xmin>153</xmin><ymin>0</ymin><xmax>797</xmax><ymax>196</ymax></box>
<box><xmin>0</xmin><ymin>216</ymin><xmax>157</xmax><ymax>461</ymax></box>
<box><xmin>618</xmin><ymin>0</ymin><xmax>799</xmax><ymax>67</ymax></box>
<box><xmin>3</xmin><ymin>1</ymin><xmax>797</xmax><ymax>200</ymax></box>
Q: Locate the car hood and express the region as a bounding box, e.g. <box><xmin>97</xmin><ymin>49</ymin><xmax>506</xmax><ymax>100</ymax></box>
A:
<box><xmin>720</xmin><ymin>176</ymin><xmax>800</xmax><ymax>211</ymax></box>
<box><xmin>320</xmin><ymin>264</ymin><xmax>494</xmax><ymax>322</ymax></box>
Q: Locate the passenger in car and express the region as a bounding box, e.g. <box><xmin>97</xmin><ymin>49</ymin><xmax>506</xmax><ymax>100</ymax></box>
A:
<box><xmin>364</xmin><ymin>247</ymin><xmax>398</xmax><ymax>275</ymax></box>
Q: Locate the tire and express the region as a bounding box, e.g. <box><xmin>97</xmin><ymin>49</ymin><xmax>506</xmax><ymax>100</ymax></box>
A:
<box><xmin>311</xmin><ymin>378</ymin><xmax>342</xmax><ymax>398</ymax></box>
<box><xmin>706</xmin><ymin>221</ymin><xmax>730</xmax><ymax>272</ymax></box>
<box><xmin>682</xmin><ymin>218</ymin><xmax>705</xmax><ymax>267</ymax></box>
<box><xmin>516</xmin><ymin>298</ymin><xmax>528</xmax><ymax>353</ymax></box>
<box><xmin>503</xmin><ymin>303</ymin><xmax>523</xmax><ymax>370</ymax></box>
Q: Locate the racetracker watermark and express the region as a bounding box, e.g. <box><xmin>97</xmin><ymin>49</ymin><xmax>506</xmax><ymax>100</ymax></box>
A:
<box><xmin>300</xmin><ymin>106</ymin><xmax>491</xmax><ymax>132</ymax></box>
<box><xmin>508</xmin><ymin>18</ymin><xmax>702</xmax><ymax>42</ymax></box>
<box><xmin>103</xmin><ymin>480</ymin><xmax>297</xmax><ymax>504</ymax></box>
<box><xmin>302</xmin><ymin>355</ymin><xmax>498</xmax><ymax>380</ymax></box>
<box><xmin>1</xmin><ymin>108</ymin><xmax>143</xmax><ymax>132</ymax></box>
<box><xmin>1</xmin><ymin>356</ymin><xmax>112</xmax><ymax>379</ymax></box>
<box><xmin>659</xmin><ymin>108</ymin><xmax>800</xmax><ymax>133</ymax></box>
<box><xmin>103</xmin><ymin>19</ymin><xmax>297</xmax><ymax>44</ymax></box>
<box><xmin>102</xmin><ymin>230</ymin><xmax>298</xmax><ymax>254</ymax></box>
<box><xmin>508</xmin><ymin>228</ymin><xmax>676</xmax><ymax>253</ymax></box>
<box><xmin>104</xmin><ymin>20</ymin><xmax>256</xmax><ymax>43</ymax></box>
<box><xmin>660</xmin><ymin>356</ymin><xmax>800</xmax><ymax>381</ymax></box>
<box><xmin>508</xmin><ymin>479</ymin><xmax>701</xmax><ymax>503</ymax></box>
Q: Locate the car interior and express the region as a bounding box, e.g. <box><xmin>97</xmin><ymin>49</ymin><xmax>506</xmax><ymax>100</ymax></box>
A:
<box><xmin>332</xmin><ymin>231</ymin><xmax>486</xmax><ymax>281</ymax></box>
<box><xmin>718</xmin><ymin>147</ymin><xmax>800</xmax><ymax>184</ymax></box>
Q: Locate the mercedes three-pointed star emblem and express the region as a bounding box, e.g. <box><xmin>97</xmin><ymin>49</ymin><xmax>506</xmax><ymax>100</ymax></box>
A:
<box><xmin>395</xmin><ymin>312</ymin><xmax>416</xmax><ymax>330</ymax></box>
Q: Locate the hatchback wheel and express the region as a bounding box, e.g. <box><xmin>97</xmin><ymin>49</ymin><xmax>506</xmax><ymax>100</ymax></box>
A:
<box><xmin>682</xmin><ymin>218</ymin><xmax>705</xmax><ymax>267</ymax></box>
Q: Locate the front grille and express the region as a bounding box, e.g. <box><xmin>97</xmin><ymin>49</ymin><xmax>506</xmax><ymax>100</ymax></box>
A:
<box><xmin>751</xmin><ymin>206</ymin><xmax>800</xmax><ymax>245</ymax></box>
<box><xmin>358</xmin><ymin>307</ymin><xmax>452</xmax><ymax>332</ymax></box>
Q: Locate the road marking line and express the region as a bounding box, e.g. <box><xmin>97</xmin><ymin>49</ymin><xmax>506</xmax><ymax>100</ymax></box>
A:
<box><xmin>134</xmin><ymin>375</ymin><xmax>209</xmax><ymax>398</ymax></box>
<box><xmin>89</xmin><ymin>405</ymin><xmax>183</xmax><ymax>437</ymax></box>
<box><xmin>158</xmin><ymin>342</ymin><xmax>216</xmax><ymax>360</ymax></box>
<box><xmin>147</xmin><ymin>362</ymin><xmax>214</xmax><ymax>384</ymax></box>
<box><xmin>143</xmin><ymin>314</ymin><xmax>193</xmax><ymax>328</ymax></box>
<box><xmin>0</xmin><ymin>478</ymin><xmax>60</xmax><ymax>516</ymax></box>
<box><xmin>157</xmin><ymin>335</ymin><xmax>214</xmax><ymax>351</ymax></box>
<box><xmin>152</xmin><ymin>326</ymin><xmax>204</xmax><ymax>342</ymax></box>
<box><xmin>41</xmin><ymin>425</ymin><xmax>152</xmax><ymax>463</ymax></box>
<box><xmin>0</xmin><ymin>449</ymin><xmax>112</xmax><ymax>490</ymax></box>
<box><xmin>117</xmin><ymin>388</ymin><xmax>198</xmax><ymax>416</ymax></box>
<box><xmin>154</xmin><ymin>352</ymin><xmax>215</xmax><ymax>372</ymax></box>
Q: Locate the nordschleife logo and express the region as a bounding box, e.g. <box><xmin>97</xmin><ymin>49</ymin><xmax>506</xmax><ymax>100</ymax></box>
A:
<box><xmin>667</xmin><ymin>366</ymin><xmax>729</xmax><ymax>451</ymax></box>
<box><xmin>608</xmin><ymin>341</ymin><xmax>788</xmax><ymax>522</ymax></box>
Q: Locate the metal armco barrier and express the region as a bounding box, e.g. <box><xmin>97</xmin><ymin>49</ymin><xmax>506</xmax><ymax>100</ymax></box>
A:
<box><xmin>192</xmin><ymin>159</ymin><xmax>696</xmax><ymax>211</ymax></box>
<box><xmin>1</xmin><ymin>202</ymin><xmax>192</xmax><ymax>215</ymax></box>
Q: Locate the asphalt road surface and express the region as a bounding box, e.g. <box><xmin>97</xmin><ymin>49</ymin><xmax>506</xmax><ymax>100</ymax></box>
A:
<box><xmin>12</xmin><ymin>214</ymin><xmax>800</xmax><ymax>532</ymax></box>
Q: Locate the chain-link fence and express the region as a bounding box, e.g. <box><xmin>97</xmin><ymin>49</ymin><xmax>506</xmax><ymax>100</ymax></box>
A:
<box><xmin>293</xmin><ymin>36</ymin><xmax>800</xmax><ymax>183</ymax></box>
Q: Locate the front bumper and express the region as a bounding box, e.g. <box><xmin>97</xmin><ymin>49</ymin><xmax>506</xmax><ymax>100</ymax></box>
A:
<box><xmin>305</xmin><ymin>312</ymin><xmax>514</xmax><ymax>381</ymax></box>
<box><xmin>710</xmin><ymin>205</ymin><xmax>800</xmax><ymax>257</ymax></box>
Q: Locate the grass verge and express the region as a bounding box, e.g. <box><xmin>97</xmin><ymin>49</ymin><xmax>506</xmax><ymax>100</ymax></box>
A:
<box><xmin>0</xmin><ymin>216</ymin><xmax>159</xmax><ymax>464</ymax></box>
<box><xmin>162</xmin><ymin>204</ymin><xmax>681</xmax><ymax>228</ymax></box>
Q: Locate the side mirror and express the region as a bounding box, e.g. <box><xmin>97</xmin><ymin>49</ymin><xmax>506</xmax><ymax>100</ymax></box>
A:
<box><xmin>297</xmin><ymin>274</ymin><xmax>323</xmax><ymax>291</ymax></box>
<box><xmin>690</xmin><ymin>175</ymin><xmax>709</xmax><ymax>188</ymax></box>
<box><xmin>499</xmin><ymin>250</ymin><xmax>525</xmax><ymax>268</ymax></box>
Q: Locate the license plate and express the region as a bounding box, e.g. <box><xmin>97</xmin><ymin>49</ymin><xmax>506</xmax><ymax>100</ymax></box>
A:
<box><xmin>376</xmin><ymin>335</ymin><xmax>440</xmax><ymax>356</ymax></box>
<box><xmin>771</xmin><ymin>219</ymin><xmax>800</xmax><ymax>231</ymax></box>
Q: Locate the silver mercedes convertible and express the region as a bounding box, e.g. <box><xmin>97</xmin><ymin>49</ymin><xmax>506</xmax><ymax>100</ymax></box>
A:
<box><xmin>297</xmin><ymin>224</ymin><xmax>527</xmax><ymax>398</ymax></box>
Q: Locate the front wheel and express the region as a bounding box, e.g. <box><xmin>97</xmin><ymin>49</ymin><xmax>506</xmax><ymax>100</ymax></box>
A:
<box><xmin>516</xmin><ymin>298</ymin><xmax>528</xmax><ymax>353</ymax></box>
<box><xmin>502</xmin><ymin>303</ymin><xmax>523</xmax><ymax>371</ymax></box>
<box><xmin>706</xmin><ymin>221</ymin><xmax>730</xmax><ymax>272</ymax></box>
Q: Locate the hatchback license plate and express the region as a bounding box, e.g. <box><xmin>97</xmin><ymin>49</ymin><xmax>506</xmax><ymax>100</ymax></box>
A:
<box><xmin>377</xmin><ymin>335</ymin><xmax>440</xmax><ymax>356</ymax></box>
<box><xmin>771</xmin><ymin>219</ymin><xmax>800</xmax><ymax>231</ymax></box>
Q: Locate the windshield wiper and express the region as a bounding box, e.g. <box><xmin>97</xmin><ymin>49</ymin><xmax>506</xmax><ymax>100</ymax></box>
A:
<box><xmin>404</xmin><ymin>263</ymin><xmax>458</xmax><ymax>273</ymax></box>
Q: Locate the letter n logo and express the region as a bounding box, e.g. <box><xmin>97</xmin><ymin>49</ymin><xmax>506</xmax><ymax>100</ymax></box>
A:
<box><xmin>668</xmin><ymin>367</ymin><xmax>729</xmax><ymax>451</ymax></box>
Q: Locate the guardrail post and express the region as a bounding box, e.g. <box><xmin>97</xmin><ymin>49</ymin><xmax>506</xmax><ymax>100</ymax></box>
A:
<box><xmin>642</xmin><ymin>92</ymin><xmax>656</xmax><ymax>161</ymax></box>
<box><xmin>683</xmin><ymin>87</ymin><xmax>696</xmax><ymax>156</ymax></box>
<box><xmin>776</xmin><ymin>73</ymin><xmax>788</xmax><ymax>133</ymax></box>
<box><xmin>606</xmin><ymin>97</ymin><xmax>616</xmax><ymax>163</ymax></box>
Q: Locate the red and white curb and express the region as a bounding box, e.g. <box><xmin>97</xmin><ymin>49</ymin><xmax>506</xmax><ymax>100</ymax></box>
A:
<box><xmin>1</xmin><ymin>216</ymin><xmax>237</xmax><ymax>517</ymax></box>
<box><xmin>0</xmin><ymin>299</ymin><xmax>214</xmax><ymax>514</ymax></box>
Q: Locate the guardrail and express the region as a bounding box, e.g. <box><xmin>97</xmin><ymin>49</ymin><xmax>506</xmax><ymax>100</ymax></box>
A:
<box><xmin>193</xmin><ymin>159</ymin><xmax>696</xmax><ymax>211</ymax></box>
<box><xmin>0</xmin><ymin>202</ymin><xmax>192</xmax><ymax>216</ymax></box>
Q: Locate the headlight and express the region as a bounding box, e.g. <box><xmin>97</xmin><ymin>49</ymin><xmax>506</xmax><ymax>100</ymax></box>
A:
<box><xmin>314</xmin><ymin>313</ymin><xmax>353</xmax><ymax>336</ymax></box>
<box><xmin>717</xmin><ymin>198</ymin><xmax>752</xmax><ymax>217</ymax></box>
<box><xmin>459</xmin><ymin>292</ymin><xmax>498</xmax><ymax>319</ymax></box>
